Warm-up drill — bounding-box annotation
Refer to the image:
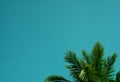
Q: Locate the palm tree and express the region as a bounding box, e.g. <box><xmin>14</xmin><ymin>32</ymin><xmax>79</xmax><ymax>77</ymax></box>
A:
<box><xmin>44</xmin><ymin>42</ymin><xmax>119</xmax><ymax>82</ymax></box>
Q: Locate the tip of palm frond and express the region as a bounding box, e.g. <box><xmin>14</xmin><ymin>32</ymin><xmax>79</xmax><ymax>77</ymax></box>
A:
<box><xmin>82</xmin><ymin>49</ymin><xmax>90</xmax><ymax>64</ymax></box>
<box><xmin>107</xmin><ymin>53</ymin><xmax>117</xmax><ymax>66</ymax></box>
<box><xmin>44</xmin><ymin>75</ymin><xmax>70</xmax><ymax>82</ymax></box>
<box><xmin>64</xmin><ymin>51</ymin><xmax>82</xmax><ymax>80</ymax></box>
<box><xmin>64</xmin><ymin>51</ymin><xmax>78</xmax><ymax>64</ymax></box>
<box><xmin>112</xmin><ymin>53</ymin><xmax>117</xmax><ymax>59</ymax></box>
<box><xmin>92</xmin><ymin>42</ymin><xmax>104</xmax><ymax>57</ymax></box>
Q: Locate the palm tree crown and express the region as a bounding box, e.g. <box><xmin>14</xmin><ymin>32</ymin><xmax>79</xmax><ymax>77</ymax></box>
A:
<box><xmin>44</xmin><ymin>42</ymin><xmax>119</xmax><ymax>82</ymax></box>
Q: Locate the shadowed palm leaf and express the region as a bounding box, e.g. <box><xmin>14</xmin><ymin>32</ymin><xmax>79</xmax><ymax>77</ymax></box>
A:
<box><xmin>116</xmin><ymin>71</ymin><xmax>120</xmax><ymax>82</ymax></box>
<box><xmin>102</xmin><ymin>53</ymin><xmax>117</xmax><ymax>82</ymax></box>
<box><xmin>91</xmin><ymin>42</ymin><xmax>104</xmax><ymax>78</ymax></box>
<box><xmin>64</xmin><ymin>51</ymin><xmax>82</xmax><ymax>81</ymax></box>
<box><xmin>44</xmin><ymin>75</ymin><xmax>70</xmax><ymax>82</ymax></box>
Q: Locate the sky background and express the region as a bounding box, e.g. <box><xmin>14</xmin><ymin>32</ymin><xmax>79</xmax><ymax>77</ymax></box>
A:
<box><xmin>0</xmin><ymin>0</ymin><xmax>120</xmax><ymax>82</ymax></box>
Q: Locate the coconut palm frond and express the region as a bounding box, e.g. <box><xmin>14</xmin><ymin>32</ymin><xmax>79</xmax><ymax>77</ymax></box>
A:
<box><xmin>102</xmin><ymin>53</ymin><xmax>117</xmax><ymax>81</ymax></box>
<box><xmin>44</xmin><ymin>75</ymin><xmax>70</xmax><ymax>82</ymax></box>
<box><xmin>91</xmin><ymin>42</ymin><xmax>104</xmax><ymax>77</ymax></box>
<box><xmin>82</xmin><ymin>50</ymin><xmax>90</xmax><ymax>64</ymax></box>
<box><xmin>101</xmin><ymin>59</ymin><xmax>107</xmax><ymax>81</ymax></box>
<box><xmin>79</xmin><ymin>64</ymin><xmax>100</xmax><ymax>82</ymax></box>
<box><xmin>64</xmin><ymin>51</ymin><xmax>81</xmax><ymax>80</ymax></box>
<box><xmin>79</xmin><ymin>60</ymin><xmax>86</xmax><ymax>69</ymax></box>
<box><xmin>106</xmin><ymin>53</ymin><xmax>117</xmax><ymax>80</ymax></box>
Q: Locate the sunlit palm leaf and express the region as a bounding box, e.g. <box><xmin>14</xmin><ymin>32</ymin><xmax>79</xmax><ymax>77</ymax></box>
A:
<box><xmin>79</xmin><ymin>64</ymin><xmax>100</xmax><ymax>82</ymax></box>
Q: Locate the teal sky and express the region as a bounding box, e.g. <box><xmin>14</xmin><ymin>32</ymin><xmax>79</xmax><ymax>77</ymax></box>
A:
<box><xmin>0</xmin><ymin>0</ymin><xmax>120</xmax><ymax>82</ymax></box>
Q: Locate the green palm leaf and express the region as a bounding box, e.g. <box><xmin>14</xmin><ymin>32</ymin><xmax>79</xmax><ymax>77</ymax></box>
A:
<box><xmin>82</xmin><ymin>50</ymin><xmax>90</xmax><ymax>64</ymax></box>
<box><xmin>64</xmin><ymin>51</ymin><xmax>81</xmax><ymax>81</ymax></box>
<box><xmin>79</xmin><ymin>64</ymin><xmax>100</xmax><ymax>82</ymax></box>
<box><xmin>44</xmin><ymin>75</ymin><xmax>70</xmax><ymax>82</ymax></box>
<box><xmin>116</xmin><ymin>71</ymin><xmax>120</xmax><ymax>82</ymax></box>
<box><xmin>44</xmin><ymin>42</ymin><xmax>119</xmax><ymax>82</ymax></box>
<box><xmin>91</xmin><ymin>42</ymin><xmax>104</xmax><ymax>77</ymax></box>
<box><xmin>102</xmin><ymin>53</ymin><xmax>117</xmax><ymax>81</ymax></box>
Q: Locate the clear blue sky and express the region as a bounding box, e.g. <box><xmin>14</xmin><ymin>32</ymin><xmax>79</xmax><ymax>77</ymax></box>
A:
<box><xmin>0</xmin><ymin>0</ymin><xmax>120</xmax><ymax>82</ymax></box>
